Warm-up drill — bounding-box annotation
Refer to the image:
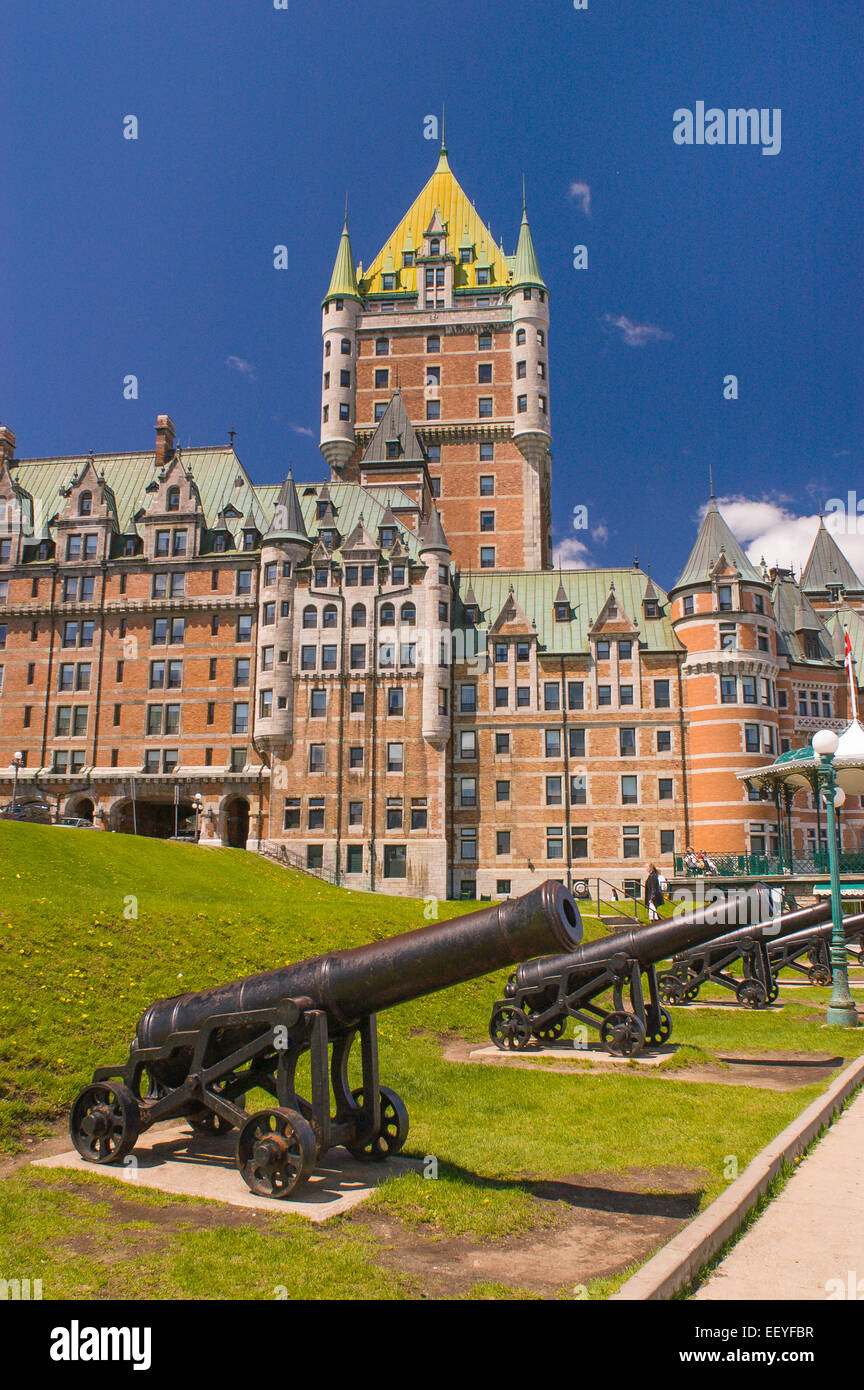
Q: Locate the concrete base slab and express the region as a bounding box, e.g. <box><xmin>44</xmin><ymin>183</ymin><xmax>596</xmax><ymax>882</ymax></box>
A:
<box><xmin>32</xmin><ymin>1122</ymin><xmax>422</xmax><ymax>1221</ymax></box>
<box><xmin>468</xmin><ymin>1042</ymin><xmax>676</xmax><ymax>1066</ymax></box>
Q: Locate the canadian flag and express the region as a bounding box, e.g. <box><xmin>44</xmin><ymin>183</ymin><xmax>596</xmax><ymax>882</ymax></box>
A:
<box><xmin>846</xmin><ymin>628</ymin><xmax>860</xmax><ymax>722</ymax></box>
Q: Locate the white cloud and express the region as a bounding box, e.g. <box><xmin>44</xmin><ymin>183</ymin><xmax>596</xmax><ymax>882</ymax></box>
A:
<box><xmin>553</xmin><ymin>536</ymin><xmax>594</xmax><ymax>570</ymax></box>
<box><xmin>602</xmin><ymin>313</ymin><xmax>672</xmax><ymax>347</ymax></box>
<box><xmin>568</xmin><ymin>181</ymin><xmax>592</xmax><ymax>217</ymax></box>
<box><xmin>712</xmin><ymin>495</ymin><xmax>864</xmax><ymax>578</ymax></box>
<box><xmin>289</xmin><ymin>423</ymin><xmax>315</xmax><ymax>438</ymax></box>
<box><xmin>226</xmin><ymin>355</ymin><xmax>257</xmax><ymax>380</ymax></box>
<box><xmin>591</xmin><ymin>522</ymin><xmax>610</xmax><ymax>544</ymax></box>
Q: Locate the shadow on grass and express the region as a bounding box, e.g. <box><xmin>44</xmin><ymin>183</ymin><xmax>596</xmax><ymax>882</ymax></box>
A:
<box><xmin>422</xmin><ymin>1160</ymin><xmax>705</xmax><ymax>1220</ymax></box>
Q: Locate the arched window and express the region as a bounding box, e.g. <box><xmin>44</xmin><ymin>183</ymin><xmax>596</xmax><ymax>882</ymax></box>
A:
<box><xmin>340</xmin><ymin>338</ymin><xmax>351</xmax><ymax>354</ymax></box>
<box><xmin>324</xmin><ymin>340</ymin><xmax>331</xmax><ymax>357</ymax></box>
<box><xmin>380</xmin><ymin>603</ymin><xmax>396</xmax><ymax>627</ymax></box>
<box><xmin>166</xmin><ymin>486</ymin><xmax>180</xmax><ymax>512</ymax></box>
<box><xmin>322</xmin><ymin>604</ymin><xmax>338</xmax><ymax>628</ymax></box>
<box><xmin>78</xmin><ymin>492</ymin><xmax>92</xmax><ymax>516</ymax></box>
<box><xmin>351</xmin><ymin>603</ymin><xmax>366</xmax><ymax>628</ymax></box>
<box><xmin>302</xmin><ymin>605</ymin><xmax>318</xmax><ymax>629</ymax></box>
<box><xmin>516</xmin><ymin>328</ymin><xmax>526</xmax><ymax>345</ymax></box>
<box><xmin>400</xmin><ymin>602</ymin><xmax>416</xmax><ymax>627</ymax></box>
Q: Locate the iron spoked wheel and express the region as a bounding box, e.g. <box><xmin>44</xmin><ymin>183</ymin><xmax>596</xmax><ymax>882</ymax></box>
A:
<box><xmin>599</xmin><ymin>1011</ymin><xmax>646</xmax><ymax>1057</ymax></box>
<box><xmin>235</xmin><ymin>1108</ymin><xmax>317</xmax><ymax>1198</ymax></box>
<box><xmin>532</xmin><ymin>1017</ymin><xmax>567</xmax><ymax>1045</ymax></box>
<box><xmin>644</xmin><ymin>1007</ymin><xmax>673</xmax><ymax>1047</ymax></box>
<box><xmin>658</xmin><ymin>973</ymin><xmax>686</xmax><ymax>1006</ymax></box>
<box><xmin>736</xmin><ymin>979</ymin><xmax>767</xmax><ymax>1009</ymax></box>
<box><xmin>489</xmin><ymin>1003</ymin><xmax>533</xmax><ymax>1051</ymax></box>
<box><xmin>69</xmin><ymin>1082</ymin><xmax>141</xmax><ymax>1165</ymax></box>
<box><xmin>808</xmin><ymin>964</ymin><xmax>831</xmax><ymax>986</ymax></box>
<box><xmin>347</xmin><ymin>1085</ymin><xmax>409</xmax><ymax>1161</ymax></box>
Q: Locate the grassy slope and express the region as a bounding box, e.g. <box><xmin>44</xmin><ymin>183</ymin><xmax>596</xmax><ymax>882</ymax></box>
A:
<box><xmin>1</xmin><ymin>820</ymin><xmax>862</xmax><ymax>1299</ymax></box>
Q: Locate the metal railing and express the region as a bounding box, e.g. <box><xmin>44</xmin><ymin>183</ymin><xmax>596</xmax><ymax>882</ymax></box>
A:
<box><xmin>257</xmin><ymin>841</ymin><xmax>345</xmax><ymax>887</ymax></box>
<box><xmin>674</xmin><ymin>851</ymin><xmax>864</xmax><ymax>878</ymax></box>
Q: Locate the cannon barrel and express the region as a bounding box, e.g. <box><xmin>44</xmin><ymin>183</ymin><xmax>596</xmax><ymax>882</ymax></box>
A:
<box><xmin>135</xmin><ymin>879</ymin><xmax>581</xmax><ymax>1050</ymax></box>
<box><xmin>767</xmin><ymin>911</ymin><xmax>864</xmax><ymax>953</ymax></box>
<box><xmin>514</xmin><ymin>891</ymin><xmax>829</xmax><ymax>992</ymax></box>
<box><xmin>676</xmin><ymin>900</ymin><xmax>832</xmax><ymax>958</ymax></box>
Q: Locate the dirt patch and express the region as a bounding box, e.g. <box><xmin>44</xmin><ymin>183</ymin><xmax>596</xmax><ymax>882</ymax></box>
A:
<box><xmin>355</xmin><ymin>1166</ymin><xmax>706</xmax><ymax>1298</ymax></box>
<box><xmin>443</xmin><ymin>1039</ymin><xmax>848</xmax><ymax>1092</ymax></box>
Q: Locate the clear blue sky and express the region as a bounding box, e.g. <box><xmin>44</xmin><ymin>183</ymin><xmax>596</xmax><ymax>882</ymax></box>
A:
<box><xmin>3</xmin><ymin>1</ymin><xmax>861</xmax><ymax>587</ymax></box>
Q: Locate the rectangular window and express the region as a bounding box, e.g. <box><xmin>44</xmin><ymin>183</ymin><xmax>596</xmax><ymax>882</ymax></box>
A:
<box><xmin>544</xmin><ymin>728</ymin><xmax>561</xmax><ymax>758</ymax></box>
<box><xmin>480</xmin><ymin>546</ymin><xmax>495</xmax><ymax>568</ymax></box>
<box><xmin>459</xmin><ymin>828</ymin><xmax>477</xmax><ymax>862</ymax></box>
<box><xmin>460</xmin><ymin>683</ymin><xmax>477</xmax><ymax>713</ymax></box>
<box><xmin>658</xmin><ymin>778</ymin><xmax>674</xmax><ymax>801</ymax></box>
<box><xmin>546</xmin><ymin>827</ymin><xmax>564</xmax><ymax>860</ymax></box>
<box><xmin>494</xmin><ymin>686</ymin><xmax>508</xmax><ymax>710</ymax></box>
<box><xmin>496</xmin><ymin>830</ymin><xmax>510</xmax><ymax>856</ymax></box>
<box><xmin>621</xmin><ymin>775</ymin><xmax>638</xmax><ymax>805</ymax></box>
<box><xmin>619</xmin><ymin>684</ymin><xmax>634</xmax><ymax>706</ymax></box>
<box><xmin>384</xmin><ymin>845</ymin><xmax>406</xmax><ymax>879</ymax></box>
<box><xmin>308</xmin><ymin>744</ymin><xmax>325</xmax><ymax>772</ymax></box>
<box><xmin>349</xmin><ymin>746</ymin><xmax>363</xmax><ymax>769</ymax></box>
<box><xmin>387</xmin><ymin>742</ymin><xmax>403</xmax><ymax>773</ymax></box>
<box><xmin>496</xmin><ymin>780</ymin><xmax>510</xmax><ymax>802</ymax></box>
<box><xmin>657</xmin><ymin>730</ymin><xmax>672</xmax><ymax>752</ymax></box>
<box><xmin>496</xmin><ymin>732</ymin><xmax>510</xmax><ymax>754</ymax></box>
<box><xmin>410</xmin><ymin>797</ymin><xmax>427</xmax><ymax>830</ymax></box>
<box><xmin>544</xmin><ymin>682</ymin><xmax>560</xmax><ymax>711</ymax></box>
<box><xmin>567</xmin><ymin>681</ymin><xmax>584</xmax><ymax>710</ymax></box>
<box><xmin>233</xmin><ymin>702</ymin><xmax>249</xmax><ymax>734</ymax></box>
<box><xmin>623</xmin><ymin>826</ymin><xmax>641</xmax><ymax>859</ymax></box>
<box><xmin>346</xmin><ymin>844</ymin><xmax>363</xmax><ymax>874</ymax></box>
<box><xmin>660</xmin><ymin>829</ymin><xmax>676</xmax><ymax>855</ymax></box>
<box><xmin>348</xmin><ymin>801</ymin><xmax>363</xmax><ymax>826</ymax></box>
<box><xmin>546</xmin><ymin>775</ymin><xmax>562</xmax><ymax>806</ymax></box>
<box><xmin>570</xmin><ymin>774</ymin><xmax>587</xmax><ymax>805</ymax></box>
<box><xmin>620</xmin><ymin>727</ymin><xmax>636</xmax><ymax>756</ymax></box>
<box><xmin>480</xmin><ymin>475</ymin><xmax>495</xmax><ymax>496</ymax></box>
<box><xmin>597</xmin><ymin>684</ymin><xmax>612</xmax><ymax>706</ymax></box>
<box><xmin>654</xmin><ymin>679</ymin><xmax>671</xmax><ymax>708</ymax></box>
<box><xmin>741</xmin><ymin>676</ymin><xmax>757</xmax><ymax>704</ymax></box>
<box><xmin>460</xmin><ymin>730</ymin><xmax>477</xmax><ymax>759</ymax></box>
<box><xmin>516</xmin><ymin>686</ymin><xmax>530</xmax><ymax>707</ymax></box>
<box><xmin>571</xmin><ymin>827</ymin><xmax>588</xmax><ymax>859</ymax></box>
<box><xmin>460</xmin><ymin>777</ymin><xmax>476</xmax><ymax>807</ymax></box>
<box><xmin>568</xmin><ymin>728</ymin><xmax>585</xmax><ymax>757</ymax></box>
<box><xmin>720</xmin><ymin>676</ymin><xmax>737</xmax><ymax>704</ymax></box>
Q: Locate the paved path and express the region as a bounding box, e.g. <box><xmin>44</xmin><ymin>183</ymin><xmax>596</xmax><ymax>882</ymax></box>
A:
<box><xmin>693</xmin><ymin>1086</ymin><xmax>864</xmax><ymax>1300</ymax></box>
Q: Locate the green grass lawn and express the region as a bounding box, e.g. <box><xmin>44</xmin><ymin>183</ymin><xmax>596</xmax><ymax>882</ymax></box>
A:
<box><xmin>1</xmin><ymin>820</ymin><xmax>861</xmax><ymax>1300</ymax></box>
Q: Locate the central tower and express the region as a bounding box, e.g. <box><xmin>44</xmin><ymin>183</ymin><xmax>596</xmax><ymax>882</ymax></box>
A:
<box><xmin>319</xmin><ymin>140</ymin><xmax>552</xmax><ymax>573</ymax></box>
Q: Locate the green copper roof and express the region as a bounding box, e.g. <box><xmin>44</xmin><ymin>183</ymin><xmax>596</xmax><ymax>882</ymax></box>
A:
<box><xmin>509</xmin><ymin>204</ymin><xmax>546</xmax><ymax>291</ymax></box>
<box><xmin>454</xmin><ymin>568</ymin><xmax>682</xmax><ymax>655</ymax></box>
<box><xmin>801</xmin><ymin>518</ymin><xmax>864</xmax><ymax>594</ymax></box>
<box><xmin>771</xmin><ymin>574</ymin><xmax>832</xmax><ymax>665</ymax></box>
<box><xmin>673</xmin><ymin>497</ymin><xmax>763</xmax><ymax>589</ymax></box>
<box><xmin>323</xmin><ymin>219</ymin><xmax>362</xmax><ymax>304</ymax></box>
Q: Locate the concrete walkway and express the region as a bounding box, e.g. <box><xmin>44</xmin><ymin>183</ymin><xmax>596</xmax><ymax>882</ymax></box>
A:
<box><xmin>693</xmin><ymin>1086</ymin><xmax>864</xmax><ymax>1300</ymax></box>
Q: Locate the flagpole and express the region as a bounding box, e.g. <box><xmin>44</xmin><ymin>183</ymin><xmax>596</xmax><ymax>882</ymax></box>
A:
<box><xmin>845</xmin><ymin>628</ymin><xmax>859</xmax><ymax>723</ymax></box>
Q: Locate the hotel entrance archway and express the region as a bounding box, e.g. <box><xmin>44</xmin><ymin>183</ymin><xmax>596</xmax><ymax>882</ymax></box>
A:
<box><xmin>224</xmin><ymin>797</ymin><xmax>249</xmax><ymax>849</ymax></box>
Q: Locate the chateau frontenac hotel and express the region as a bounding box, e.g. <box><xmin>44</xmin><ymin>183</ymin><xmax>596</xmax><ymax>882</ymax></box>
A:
<box><xmin>1</xmin><ymin>143</ymin><xmax>863</xmax><ymax>898</ymax></box>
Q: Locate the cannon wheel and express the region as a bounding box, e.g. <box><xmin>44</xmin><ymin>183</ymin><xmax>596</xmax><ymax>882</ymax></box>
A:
<box><xmin>658</xmin><ymin>973</ymin><xmax>686</xmax><ymax>1006</ymax></box>
<box><xmin>347</xmin><ymin>1085</ymin><xmax>409</xmax><ymax>1161</ymax></box>
<box><xmin>736</xmin><ymin>979</ymin><xmax>767</xmax><ymax>1009</ymax></box>
<box><xmin>599</xmin><ymin>1012</ymin><xmax>645</xmax><ymax>1057</ymax></box>
<box><xmin>235</xmin><ymin>1107</ymin><xmax>317</xmax><ymax>1198</ymax></box>
<box><xmin>808</xmin><ymin>964</ymin><xmax>831</xmax><ymax>986</ymax></box>
<box><xmin>489</xmin><ymin>1003</ymin><xmax>533</xmax><ymax>1051</ymax></box>
<box><xmin>69</xmin><ymin>1082</ymin><xmax>141</xmax><ymax>1165</ymax></box>
<box><xmin>532</xmin><ymin>1018</ymin><xmax>567</xmax><ymax>1045</ymax></box>
<box><xmin>644</xmin><ymin>1007</ymin><xmax>673</xmax><ymax>1048</ymax></box>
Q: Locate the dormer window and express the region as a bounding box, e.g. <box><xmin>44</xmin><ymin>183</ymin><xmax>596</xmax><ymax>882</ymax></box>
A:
<box><xmin>555</xmin><ymin>603</ymin><xmax>569</xmax><ymax>622</ymax></box>
<box><xmin>460</xmin><ymin>247</ymin><xmax>473</xmax><ymax>264</ymax></box>
<box><xmin>316</xmin><ymin>501</ymin><xmax>328</xmax><ymax>519</ymax></box>
<box><xmin>644</xmin><ymin>600</ymin><xmax>660</xmax><ymax>618</ymax></box>
<box><xmin>242</xmin><ymin>531</ymin><xmax>257</xmax><ymax>551</ymax></box>
<box><xmin>166</xmin><ymin>486</ymin><xmax>180</xmax><ymax>512</ymax></box>
<box><xmin>380</xmin><ymin>527</ymin><xmax>395</xmax><ymax>549</ymax></box>
<box><xmin>402</xmin><ymin>252</ymin><xmax>414</xmax><ymax>268</ymax></box>
<box><xmin>430</xmin><ymin>239</ymin><xmax>440</xmax><ymax>256</ymax></box>
<box><xmin>213</xmin><ymin>533</ymin><xmax>228</xmax><ymax>553</ymax></box>
<box><xmin>382</xmin><ymin>274</ymin><xmax>396</xmax><ymax>291</ymax></box>
<box><xmin>827</xmin><ymin>584</ymin><xmax>843</xmax><ymax>603</ymax></box>
<box><xmin>386</xmin><ymin>441</ymin><xmax>401</xmax><ymax>460</ymax></box>
<box><xmin>78</xmin><ymin>492</ymin><xmax>92</xmax><ymax>516</ymax></box>
<box><xmin>717</xmin><ymin>585</ymin><xmax>733</xmax><ymax>611</ymax></box>
<box><xmin>477</xmin><ymin>268</ymin><xmax>489</xmax><ymax>286</ymax></box>
<box><xmin>464</xmin><ymin>604</ymin><xmax>478</xmax><ymax>624</ymax></box>
<box><xmin>319</xmin><ymin>529</ymin><xmax>336</xmax><ymax>548</ymax></box>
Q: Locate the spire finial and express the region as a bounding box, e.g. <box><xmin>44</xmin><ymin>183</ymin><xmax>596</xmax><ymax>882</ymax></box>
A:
<box><xmin>634</xmin><ymin>550</ymin><xmax>639</xmax><ymax>569</ymax></box>
<box><xmin>344</xmin><ymin>190</ymin><xmax>349</xmax><ymax>226</ymax></box>
<box><xmin>709</xmin><ymin>464</ymin><xmax>715</xmax><ymax>502</ymax></box>
<box><xmin>522</xmin><ymin>173</ymin><xmax>527</xmax><ymax>215</ymax></box>
<box><xmin>228</xmin><ymin>423</ymin><xmax>236</xmax><ymax>448</ymax></box>
<box><xmin>441</xmin><ymin>102</ymin><xmax>446</xmax><ymax>152</ymax></box>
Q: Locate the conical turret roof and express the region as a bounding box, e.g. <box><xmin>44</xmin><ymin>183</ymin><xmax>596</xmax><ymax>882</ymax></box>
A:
<box><xmin>801</xmin><ymin>518</ymin><xmax>864</xmax><ymax>595</ymax></box>
<box><xmin>267</xmin><ymin>472</ymin><xmax>309</xmax><ymax>544</ymax></box>
<box><xmin>509</xmin><ymin>197</ymin><xmax>546</xmax><ymax>292</ymax></box>
<box><xmin>673</xmin><ymin>496</ymin><xmax>763</xmax><ymax>590</ymax></box>
<box><xmin>418</xmin><ymin>506</ymin><xmax>450</xmax><ymax>553</ymax></box>
<box><xmin>323</xmin><ymin>218</ymin><xmax>362</xmax><ymax>305</ymax></box>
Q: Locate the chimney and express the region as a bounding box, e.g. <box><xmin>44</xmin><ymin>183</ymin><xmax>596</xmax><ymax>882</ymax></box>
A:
<box><xmin>155</xmin><ymin>415</ymin><xmax>176</xmax><ymax>469</ymax></box>
<box><xmin>0</xmin><ymin>426</ymin><xmax>16</xmax><ymax>466</ymax></box>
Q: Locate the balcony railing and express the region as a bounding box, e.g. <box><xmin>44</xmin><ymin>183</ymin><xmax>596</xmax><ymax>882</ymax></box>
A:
<box><xmin>674</xmin><ymin>851</ymin><xmax>864</xmax><ymax>878</ymax></box>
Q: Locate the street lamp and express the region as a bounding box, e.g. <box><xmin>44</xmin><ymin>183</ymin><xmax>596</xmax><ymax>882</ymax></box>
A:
<box><xmin>192</xmin><ymin>793</ymin><xmax>204</xmax><ymax>842</ymax></box>
<box><xmin>10</xmin><ymin>751</ymin><xmax>23</xmax><ymax>809</ymax></box>
<box><xmin>812</xmin><ymin>728</ymin><xmax>859</xmax><ymax>1028</ymax></box>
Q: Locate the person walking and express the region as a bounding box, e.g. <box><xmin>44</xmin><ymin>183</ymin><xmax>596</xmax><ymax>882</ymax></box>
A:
<box><xmin>644</xmin><ymin>864</ymin><xmax>664</xmax><ymax>922</ymax></box>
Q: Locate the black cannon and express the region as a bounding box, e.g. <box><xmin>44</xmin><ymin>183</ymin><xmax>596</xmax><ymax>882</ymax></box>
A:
<box><xmin>489</xmin><ymin>887</ymin><xmax>777</xmax><ymax>1057</ymax></box>
<box><xmin>69</xmin><ymin>881</ymin><xmax>581</xmax><ymax>1198</ymax></box>
<box><xmin>768</xmin><ymin>912</ymin><xmax>864</xmax><ymax>986</ymax></box>
<box><xmin>658</xmin><ymin>900</ymin><xmax>833</xmax><ymax>1007</ymax></box>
